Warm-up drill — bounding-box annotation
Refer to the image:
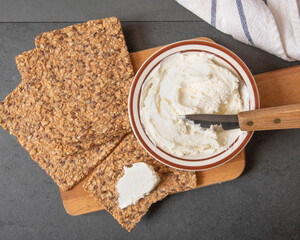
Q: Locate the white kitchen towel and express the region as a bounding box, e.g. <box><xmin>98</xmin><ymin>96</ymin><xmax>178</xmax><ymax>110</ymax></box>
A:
<box><xmin>176</xmin><ymin>0</ymin><xmax>300</xmax><ymax>61</ymax></box>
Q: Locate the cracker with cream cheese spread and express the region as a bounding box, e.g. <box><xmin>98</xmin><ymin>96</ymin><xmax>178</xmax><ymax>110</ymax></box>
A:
<box><xmin>83</xmin><ymin>133</ymin><xmax>197</xmax><ymax>232</ymax></box>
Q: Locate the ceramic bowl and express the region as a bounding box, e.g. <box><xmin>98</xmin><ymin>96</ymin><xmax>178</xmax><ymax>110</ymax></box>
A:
<box><xmin>128</xmin><ymin>40</ymin><xmax>259</xmax><ymax>170</ymax></box>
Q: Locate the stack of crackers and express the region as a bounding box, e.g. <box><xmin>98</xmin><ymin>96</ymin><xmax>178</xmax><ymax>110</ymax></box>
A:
<box><xmin>0</xmin><ymin>17</ymin><xmax>197</xmax><ymax>231</ymax></box>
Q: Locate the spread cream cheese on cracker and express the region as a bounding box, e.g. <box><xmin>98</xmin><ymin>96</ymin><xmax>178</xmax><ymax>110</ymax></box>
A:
<box><xmin>116</xmin><ymin>162</ymin><xmax>160</xmax><ymax>209</ymax></box>
<box><xmin>140</xmin><ymin>52</ymin><xmax>248</xmax><ymax>157</ymax></box>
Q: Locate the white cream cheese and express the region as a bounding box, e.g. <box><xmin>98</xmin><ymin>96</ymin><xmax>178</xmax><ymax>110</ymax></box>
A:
<box><xmin>140</xmin><ymin>52</ymin><xmax>247</xmax><ymax>157</ymax></box>
<box><xmin>116</xmin><ymin>162</ymin><xmax>160</xmax><ymax>209</ymax></box>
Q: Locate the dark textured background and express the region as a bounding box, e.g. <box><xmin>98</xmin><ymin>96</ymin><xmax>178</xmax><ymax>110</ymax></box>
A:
<box><xmin>0</xmin><ymin>1</ymin><xmax>299</xmax><ymax>239</ymax></box>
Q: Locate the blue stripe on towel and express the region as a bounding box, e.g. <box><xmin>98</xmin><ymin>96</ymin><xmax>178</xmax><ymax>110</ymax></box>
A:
<box><xmin>236</xmin><ymin>0</ymin><xmax>255</xmax><ymax>46</ymax></box>
<box><xmin>211</xmin><ymin>0</ymin><xmax>217</xmax><ymax>27</ymax></box>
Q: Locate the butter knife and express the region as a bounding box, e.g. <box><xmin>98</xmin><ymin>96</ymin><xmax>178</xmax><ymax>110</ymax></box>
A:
<box><xmin>183</xmin><ymin>103</ymin><xmax>300</xmax><ymax>131</ymax></box>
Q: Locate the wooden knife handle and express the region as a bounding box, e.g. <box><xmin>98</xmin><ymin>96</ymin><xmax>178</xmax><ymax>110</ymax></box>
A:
<box><xmin>238</xmin><ymin>103</ymin><xmax>300</xmax><ymax>131</ymax></box>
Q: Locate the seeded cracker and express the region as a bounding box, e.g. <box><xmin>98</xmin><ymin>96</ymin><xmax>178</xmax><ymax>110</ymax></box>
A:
<box><xmin>14</xmin><ymin>48</ymin><xmax>128</xmax><ymax>155</ymax></box>
<box><xmin>0</xmin><ymin>59</ymin><xmax>124</xmax><ymax>190</ymax></box>
<box><xmin>83</xmin><ymin>133</ymin><xmax>197</xmax><ymax>232</ymax></box>
<box><xmin>34</xmin><ymin>17</ymin><xmax>133</xmax><ymax>148</ymax></box>
<box><xmin>0</xmin><ymin>17</ymin><xmax>133</xmax><ymax>190</ymax></box>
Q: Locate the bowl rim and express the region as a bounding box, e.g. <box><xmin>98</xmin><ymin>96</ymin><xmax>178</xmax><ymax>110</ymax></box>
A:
<box><xmin>128</xmin><ymin>39</ymin><xmax>260</xmax><ymax>171</ymax></box>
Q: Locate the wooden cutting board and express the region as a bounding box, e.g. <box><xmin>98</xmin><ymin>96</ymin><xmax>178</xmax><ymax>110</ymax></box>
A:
<box><xmin>59</xmin><ymin>37</ymin><xmax>300</xmax><ymax>216</ymax></box>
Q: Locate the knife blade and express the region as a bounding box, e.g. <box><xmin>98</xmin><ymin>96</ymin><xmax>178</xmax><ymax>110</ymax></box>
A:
<box><xmin>182</xmin><ymin>114</ymin><xmax>240</xmax><ymax>130</ymax></box>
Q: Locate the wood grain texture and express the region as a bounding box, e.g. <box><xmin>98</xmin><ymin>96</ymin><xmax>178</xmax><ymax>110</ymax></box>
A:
<box><xmin>255</xmin><ymin>65</ymin><xmax>300</xmax><ymax>108</ymax></box>
<box><xmin>239</xmin><ymin>104</ymin><xmax>300</xmax><ymax>131</ymax></box>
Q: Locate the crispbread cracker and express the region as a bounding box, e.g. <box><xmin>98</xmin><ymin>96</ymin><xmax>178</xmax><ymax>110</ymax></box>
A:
<box><xmin>0</xmin><ymin>70</ymin><xmax>124</xmax><ymax>190</ymax></box>
<box><xmin>0</xmin><ymin>17</ymin><xmax>134</xmax><ymax>190</ymax></box>
<box><xmin>14</xmin><ymin>49</ymin><xmax>127</xmax><ymax>155</ymax></box>
<box><xmin>83</xmin><ymin>133</ymin><xmax>197</xmax><ymax>232</ymax></box>
<box><xmin>34</xmin><ymin>17</ymin><xmax>133</xmax><ymax>146</ymax></box>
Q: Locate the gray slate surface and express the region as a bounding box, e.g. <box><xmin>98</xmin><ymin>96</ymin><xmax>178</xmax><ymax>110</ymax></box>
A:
<box><xmin>0</xmin><ymin>0</ymin><xmax>200</xmax><ymax>22</ymax></box>
<box><xmin>0</xmin><ymin>2</ymin><xmax>300</xmax><ymax>240</ymax></box>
